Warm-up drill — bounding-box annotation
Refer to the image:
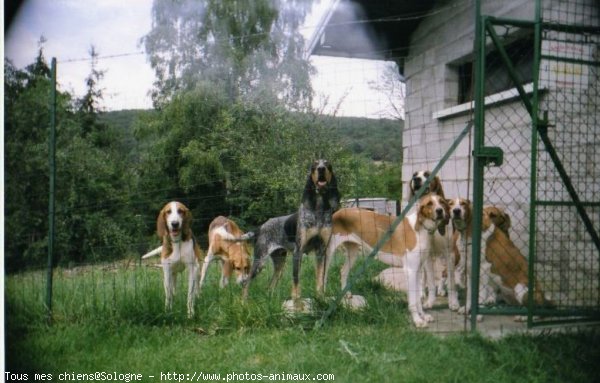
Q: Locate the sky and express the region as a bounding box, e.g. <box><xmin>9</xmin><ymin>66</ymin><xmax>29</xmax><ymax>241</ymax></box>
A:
<box><xmin>5</xmin><ymin>0</ymin><xmax>404</xmax><ymax>119</ymax></box>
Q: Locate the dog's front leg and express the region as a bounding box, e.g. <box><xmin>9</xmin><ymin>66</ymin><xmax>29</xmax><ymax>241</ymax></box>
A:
<box><xmin>446</xmin><ymin>248</ymin><xmax>459</xmax><ymax>311</ymax></box>
<box><xmin>314</xmin><ymin>228</ymin><xmax>332</xmax><ymax>295</ymax></box>
<box><xmin>220</xmin><ymin>260</ymin><xmax>231</xmax><ymax>289</ymax></box>
<box><xmin>422</xmin><ymin>254</ymin><xmax>436</xmax><ymax>309</ymax></box>
<box><xmin>458</xmin><ymin>235</ymin><xmax>472</xmax><ymax>315</ymax></box>
<box><xmin>162</xmin><ymin>263</ymin><xmax>173</xmax><ymax>312</ymax></box>
<box><xmin>291</xmin><ymin>246</ymin><xmax>302</xmax><ymax>301</ymax></box>
<box><xmin>187</xmin><ymin>262</ymin><xmax>198</xmax><ymax>318</ymax></box>
<box><xmin>340</xmin><ymin>243</ymin><xmax>360</xmax><ymax>298</ymax></box>
<box><xmin>405</xmin><ymin>250</ymin><xmax>432</xmax><ymax>327</ymax></box>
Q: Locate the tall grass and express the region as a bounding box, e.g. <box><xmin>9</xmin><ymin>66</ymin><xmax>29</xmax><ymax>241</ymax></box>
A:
<box><xmin>5</xmin><ymin>254</ymin><xmax>395</xmax><ymax>328</ymax></box>
<box><xmin>6</xmin><ymin>255</ymin><xmax>600</xmax><ymax>382</ymax></box>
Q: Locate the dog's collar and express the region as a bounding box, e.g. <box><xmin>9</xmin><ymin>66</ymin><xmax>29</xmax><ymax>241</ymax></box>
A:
<box><xmin>453</xmin><ymin>219</ymin><xmax>467</xmax><ymax>232</ymax></box>
<box><xmin>422</xmin><ymin>219</ymin><xmax>438</xmax><ymax>235</ymax></box>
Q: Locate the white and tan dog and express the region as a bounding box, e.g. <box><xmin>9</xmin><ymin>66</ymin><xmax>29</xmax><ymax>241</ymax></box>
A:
<box><xmin>448</xmin><ymin>198</ymin><xmax>495</xmax><ymax>315</ymax></box>
<box><xmin>448</xmin><ymin>198</ymin><xmax>550</xmax><ymax>315</ymax></box>
<box><xmin>326</xmin><ymin>194</ymin><xmax>451</xmax><ymax>327</ymax></box>
<box><xmin>201</xmin><ymin>216</ymin><xmax>251</xmax><ymax>289</ymax></box>
<box><xmin>408</xmin><ymin>170</ymin><xmax>453</xmax><ymax>299</ymax></box>
<box><xmin>481</xmin><ymin>204</ymin><xmax>549</xmax><ymax>308</ymax></box>
<box><xmin>142</xmin><ymin>201</ymin><xmax>203</xmax><ymax>317</ymax></box>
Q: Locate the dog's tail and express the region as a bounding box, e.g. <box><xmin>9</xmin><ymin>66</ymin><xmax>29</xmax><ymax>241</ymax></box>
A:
<box><xmin>141</xmin><ymin>246</ymin><xmax>162</xmax><ymax>259</ymax></box>
<box><xmin>232</xmin><ymin>232</ymin><xmax>256</xmax><ymax>242</ymax></box>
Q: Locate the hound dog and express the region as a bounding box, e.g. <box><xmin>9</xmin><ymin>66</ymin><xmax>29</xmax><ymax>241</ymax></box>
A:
<box><xmin>449</xmin><ymin>198</ymin><xmax>550</xmax><ymax>316</ymax></box>
<box><xmin>326</xmin><ymin>194</ymin><xmax>451</xmax><ymax>327</ymax></box>
<box><xmin>408</xmin><ymin>170</ymin><xmax>454</xmax><ymax>304</ymax></box>
<box><xmin>409</xmin><ymin>170</ymin><xmax>446</xmax><ymax>200</ymax></box>
<box><xmin>452</xmin><ymin>202</ymin><xmax>512</xmax><ymax>288</ymax></box>
<box><xmin>242</xmin><ymin>159</ymin><xmax>340</xmax><ymax>304</ymax></box>
<box><xmin>200</xmin><ymin>216</ymin><xmax>251</xmax><ymax>290</ymax></box>
<box><xmin>450</xmin><ymin>199</ymin><xmax>550</xmax><ymax>311</ymax></box>
<box><xmin>142</xmin><ymin>201</ymin><xmax>203</xmax><ymax>317</ymax></box>
<box><xmin>241</xmin><ymin>213</ymin><xmax>298</xmax><ymax>300</ymax></box>
<box><xmin>448</xmin><ymin>198</ymin><xmax>496</xmax><ymax>314</ymax></box>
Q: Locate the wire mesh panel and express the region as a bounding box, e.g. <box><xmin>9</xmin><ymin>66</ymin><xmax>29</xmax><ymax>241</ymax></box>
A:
<box><xmin>477</xmin><ymin>19</ymin><xmax>541</xmax><ymax>318</ymax></box>
<box><xmin>476</xmin><ymin>0</ymin><xmax>600</xmax><ymax>325</ymax></box>
<box><xmin>535</xmin><ymin>0</ymin><xmax>600</xmax><ymax>319</ymax></box>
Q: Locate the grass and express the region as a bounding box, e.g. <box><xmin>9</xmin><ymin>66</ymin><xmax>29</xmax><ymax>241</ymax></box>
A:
<box><xmin>6</xmin><ymin>256</ymin><xmax>600</xmax><ymax>382</ymax></box>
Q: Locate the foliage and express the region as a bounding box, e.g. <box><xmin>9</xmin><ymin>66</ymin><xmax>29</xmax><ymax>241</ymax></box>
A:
<box><xmin>142</xmin><ymin>0</ymin><xmax>314</xmax><ymax>109</ymax></box>
<box><xmin>76</xmin><ymin>45</ymin><xmax>106</xmax><ymax>135</ymax></box>
<box><xmin>327</xmin><ymin>115</ymin><xmax>403</xmax><ymax>162</ymax></box>
<box><xmin>136</xmin><ymin>84</ymin><xmax>335</xmax><ymax>231</ymax></box>
<box><xmin>5</xmin><ymin>50</ymin><xmax>401</xmax><ymax>270</ymax></box>
<box><xmin>4</xmin><ymin>49</ymin><xmax>142</xmax><ymax>270</ymax></box>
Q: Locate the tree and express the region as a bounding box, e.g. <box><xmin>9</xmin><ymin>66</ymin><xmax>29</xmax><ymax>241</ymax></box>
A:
<box><xmin>142</xmin><ymin>0</ymin><xmax>314</xmax><ymax>109</ymax></box>
<box><xmin>5</xmin><ymin>45</ymin><xmax>143</xmax><ymax>269</ymax></box>
<box><xmin>134</xmin><ymin>82</ymin><xmax>351</xmax><ymax>230</ymax></box>
<box><xmin>4</xmin><ymin>49</ymin><xmax>69</xmax><ymax>269</ymax></box>
<box><xmin>77</xmin><ymin>45</ymin><xmax>107</xmax><ymax>137</ymax></box>
<box><xmin>368</xmin><ymin>62</ymin><xmax>406</xmax><ymax>120</ymax></box>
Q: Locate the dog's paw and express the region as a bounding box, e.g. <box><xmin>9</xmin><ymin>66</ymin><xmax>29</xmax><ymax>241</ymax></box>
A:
<box><xmin>413</xmin><ymin>317</ymin><xmax>429</xmax><ymax>328</ymax></box>
<box><xmin>282</xmin><ymin>298</ymin><xmax>313</xmax><ymax>314</ymax></box>
<box><xmin>436</xmin><ymin>283</ymin><xmax>447</xmax><ymax>296</ymax></box>
<box><xmin>422</xmin><ymin>313</ymin><xmax>435</xmax><ymax>323</ymax></box>
<box><xmin>342</xmin><ymin>294</ymin><xmax>367</xmax><ymax>310</ymax></box>
<box><xmin>448</xmin><ymin>299</ymin><xmax>460</xmax><ymax>311</ymax></box>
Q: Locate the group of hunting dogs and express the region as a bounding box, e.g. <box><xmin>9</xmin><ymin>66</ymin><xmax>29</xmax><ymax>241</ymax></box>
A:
<box><xmin>142</xmin><ymin>161</ymin><xmax>550</xmax><ymax>328</ymax></box>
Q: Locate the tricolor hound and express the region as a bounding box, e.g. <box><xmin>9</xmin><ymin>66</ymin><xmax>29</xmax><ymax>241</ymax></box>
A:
<box><xmin>326</xmin><ymin>194</ymin><xmax>451</xmax><ymax>328</ymax></box>
<box><xmin>242</xmin><ymin>159</ymin><xmax>340</xmax><ymax>306</ymax></box>
<box><xmin>201</xmin><ymin>216</ymin><xmax>251</xmax><ymax>289</ymax></box>
<box><xmin>142</xmin><ymin>201</ymin><xmax>203</xmax><ymax>317</ymax></box>
<box><xmin>409</xmin><ymin>170</ymin><xmax>446</xmax><ymax>200</ymax></box>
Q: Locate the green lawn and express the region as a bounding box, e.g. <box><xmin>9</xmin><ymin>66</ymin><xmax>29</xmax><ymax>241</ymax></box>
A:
<box><xmin>6</xmin><ymin>257</ymin><xmax>600</xmax><ymax>382</ymax></box>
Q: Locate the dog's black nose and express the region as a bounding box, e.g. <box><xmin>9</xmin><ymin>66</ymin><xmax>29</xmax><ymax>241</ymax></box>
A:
<box><xmin>317</xmin><ymin>165</ymin><xmax>327</xmax><ymax>180</ymax></box>
<box><xmin>452</xmin><ymin>208</ymin><xmax>461</xmax><ymax>216</ymax></box>
<box><xmin>171</xmin><ymin>221</ymin><xmax>180</xmax><ymax>229</ymax></box>
<box><xmin>435</xmin><ymin>207</ymin><xmax>444</xmax><ymax>217</ymax></box>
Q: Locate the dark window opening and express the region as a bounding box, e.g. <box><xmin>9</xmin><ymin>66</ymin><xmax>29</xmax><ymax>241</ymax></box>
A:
<box><xmin>458</xmin><ymin>35</ymin><xmax>534</xmax><ymax>104</ymax></box>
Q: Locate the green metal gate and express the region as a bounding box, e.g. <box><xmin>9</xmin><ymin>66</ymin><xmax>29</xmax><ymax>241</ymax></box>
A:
<box><xmin>471</xmin><ymin>0</ymin><xmax>600</xmax><ymax>329</ymax></box>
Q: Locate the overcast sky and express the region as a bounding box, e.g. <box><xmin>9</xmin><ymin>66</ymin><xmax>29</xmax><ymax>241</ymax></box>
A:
<box><xmin>5</xmin><ymin>0</ymin><xmax>403</xmax><ymax>119</ymax></box>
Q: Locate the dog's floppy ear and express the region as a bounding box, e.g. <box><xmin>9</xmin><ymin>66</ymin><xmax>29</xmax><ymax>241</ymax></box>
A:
<box><xmin>304</xmin><ymin>163</ymin><xmax>317</xmax><ymax>192</ymax></box>
<box><xmin>487</xmin><ymin>207</ymin><xmax>511</xmax><ymax>237</ymax></box>
<box><xmin>157</xmin><ymin>206</ymin><xmax>167</xmax><ymax>238</ymax></box>
<box><xmin>430</xmin><ymin>176</ymin><xmax>445</xmax><ymax>198</ymax></box>
<box><xmin>182</xmin><ymin>206</ymin><xmax>193</xmax><ymax>241</ymax></box>
<box><xmin>437</xmin><ymin>198</ymin><xmax>450</xmax><ymax>236</ymax></box>
<box><xmin>327</xmin><ymin>164</ymin><xmax>340</xmax><ymax>210</ymax></box>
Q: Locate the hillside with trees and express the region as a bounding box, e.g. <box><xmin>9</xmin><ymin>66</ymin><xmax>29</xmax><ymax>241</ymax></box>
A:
<box><xmin>101</xmin><ymin>110</ymin><xmax>403</xmax><ymax>163</ymax></box>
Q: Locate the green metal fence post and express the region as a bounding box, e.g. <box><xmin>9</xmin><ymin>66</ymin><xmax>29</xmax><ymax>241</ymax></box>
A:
<box><xmin>46</xmin><ymin>57</ymin><xmax>57</xmax><ymax>323</ymax></box>
<box><xmin>527</xmin><ymin>0</ymin><xmax>543</xmax><ymax>328</ymax></box>
<box><xmin>470</xmin><ymin>1</ymin><xmax>486</xmax><ymax>332</ymax></box>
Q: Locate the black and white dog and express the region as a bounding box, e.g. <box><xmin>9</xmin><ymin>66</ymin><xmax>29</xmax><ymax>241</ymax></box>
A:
<box><xmin>241</xmin><ymin>159</ymin><xmax>340</xmax><ymax>303</ymax></box>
